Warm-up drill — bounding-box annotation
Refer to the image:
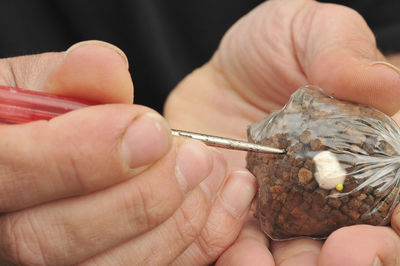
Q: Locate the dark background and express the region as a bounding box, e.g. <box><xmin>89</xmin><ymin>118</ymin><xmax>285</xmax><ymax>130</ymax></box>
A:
<box><xmin>0</xmin><ymin>0</ymin><xmax>399</xmax><ymax>113</ymax></box>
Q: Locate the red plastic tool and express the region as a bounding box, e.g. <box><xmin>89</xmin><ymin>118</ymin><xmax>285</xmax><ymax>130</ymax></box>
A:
<box><xmin>0</xmin><ymin>85</ymin><xmax>91</xmax><ymax>124</ymax></box>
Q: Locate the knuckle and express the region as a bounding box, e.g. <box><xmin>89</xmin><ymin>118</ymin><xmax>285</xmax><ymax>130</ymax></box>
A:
<box><xmin>171</xmin><ymin>193</ymin><xmax>209</xmax><ymax>246</ymax></box>
<box><xmin>46</xmin><ymin>134</ymin><xmax>99</xmax><ymax>195</ymax></box>
<box><xmin>47</xmin><ymin>130</ymin><xmax>124</xmax><ymax>195</ymax></box>
<box><xmin>53</xmin><ymin>148</ymin><xmax>88</xmax><ymax>194</ymax></box>
<box><xmin>0</xmin><ymin>135</ymin><xmax>88</xmax><ymax>211</ymax></box>
<box><xmin>3</xmin><ymin>53</ymin><xmax>60</xmax><ymax>88</ymax></box>
<box><xmin>122</xmin><ymin>177</ymin><xmax>186</xmax><ymax>234</ymax></box>
<box><xmin>172</xmin><ymin>208</ymin><xmax>201</xmax><ymax>247</ymax></box>
<box><xmin>0</xmin><ymin>166</ymin><xmax>18</xmax><ymax>212</ymax></box>
<box><xmin>126</xmin><ymin>182</ymin><xmax>153</xmax><ymax>230</ymax></box>
<box><xmin>4</xmin><ymin>56</ymin><xmax>30</xmax><ymax>88</ymax></box>
<box><xmin>0</xmin><ymin>213</ymin><xmax>47</xmax><ymax>265</ymax></box>
<box><xmin>196</xmin><ymin>226</ymin><xmax>228</xmax><ymax>260</ymax></box>
<box><xmin>123</xmin><ymin>180</ymin><xmax>163</xmax><ymax>232</ymax></box>
<box><xmin>0</xmin><ymin>60</ymin><xmax>15</xmax><ymax>86</ymax></box>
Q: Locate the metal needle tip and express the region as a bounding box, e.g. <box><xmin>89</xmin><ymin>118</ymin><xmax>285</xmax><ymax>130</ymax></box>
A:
<box><xmin>171</xmin><ymin>129</ymin><xmax>285</xmax><ymax>154</ymax></box>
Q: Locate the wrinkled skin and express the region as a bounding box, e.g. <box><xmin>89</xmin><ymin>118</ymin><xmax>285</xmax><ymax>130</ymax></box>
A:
<box><xmin>1</xmin><ymin>0</ymin><xmax>400</xmax><ymax>265</ymax></box>
<box><xmin>165</xmin><ymin>0</ymin><xmax>400</xmax><ymax>265</ymax></box>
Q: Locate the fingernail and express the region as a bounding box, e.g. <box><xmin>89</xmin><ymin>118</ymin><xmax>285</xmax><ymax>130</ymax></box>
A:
<box><xmin>370</xmin><ymin>61</ymin><xmax>400</xmax><ymax>75</ymax></box>
<box><xmin>372</xmin><ymin>257</ymin><xmax>382</xmax><ymax>266</ymax></box>
<box><xmin>122</xmin><ymin>113</ymin><xmax>171</xmax><ymax>169</ymax></box>
<box><xmin>220</xmin><ymin>171</ymin><xmax>257</xmax><ymax>218</ymax></box>
<box><xmin>175</xmin><ymin>140</ymin><xmax>214</xmax><ymax>194</ymax></box>
<box><xmin>199</xmin><ymin>148</ymin><xmax>227</xmax><ymax>199</ymax></box>
<box><xmin>65</xmin><ymin>40</ymin><xmax>129</xmax><ymax>68</ymax></box>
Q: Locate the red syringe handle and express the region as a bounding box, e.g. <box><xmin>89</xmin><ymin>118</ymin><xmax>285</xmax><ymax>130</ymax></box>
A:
<box><xmin>0</xmin><ymin>86</ymin><xmax>93</xmax><ymax>124</ymax></box>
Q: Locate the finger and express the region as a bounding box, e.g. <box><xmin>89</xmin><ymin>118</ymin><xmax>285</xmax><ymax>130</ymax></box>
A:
<box><xmin>78</xmin><ymin>150</ymin><xmax>227</xmax><ymax>266</ymax></box>
<box><xmin>295</xmin><ymin>2</ymin><xmax>400</xmax><ymax>115</ymax></box>
<box><xmin>173</xmin><ymin>169</ymin><xmax>257</xmax><ymax>265</ymax></box>
<box><xmin>0</xmin><ymin>104</ymin><xmax>171</xmax><ymax>211</ymax></box>
<box><xmin>44</xmin><ymin>40</ymin><xmax>133</xmax><ymax>103</ymax></box>
<box><xmin>0</xmin><ymin>139</ymin><xmax>218</xmax><ymax>266</ymax></box>
<box><xmin>0</xmin><ymin>40</ymin><xmax>133</xmax><ymax>104</ymax></box>
<box><xmin>319</xmin><ymin>225</ymin><xmax>400</xmax><ymax>266</ymax></box>
<box><xmin>0</xmin><ymin>52</ymin><xmax>61</xmax><ymax>89</ymax></box>
<box><xmin>271</xmin><ymin>238</ymin><xmax>322</xmax><ymax>266</ymax></box>
<box><xmin>216</xmin><ymin>219</ymin><xmax>274</xmax><ymax>266</ymax></box>
<box><xmin>391</xmin><ymin>203</ymin><xmax>400</xmax><ymax>235</ymax></box>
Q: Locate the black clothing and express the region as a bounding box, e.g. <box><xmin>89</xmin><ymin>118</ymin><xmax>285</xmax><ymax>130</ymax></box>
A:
<box><xmin>0</xmin><ymin>1</ymin><xmax>399</xmax><ymax>113</ymax></box>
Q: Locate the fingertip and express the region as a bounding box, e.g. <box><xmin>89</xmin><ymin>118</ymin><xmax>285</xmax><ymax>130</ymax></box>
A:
<box><xmin>319</xmin><ymin>226</ymin><xmax>370</xmax><ymax>266</ymax></box>
<box><xmin>175</xmin><ymin>140</ymin><xmax>214</xmax><ymax>194</ymax></box>
<box><xmin>220</xmin><ymin>170</ymin><xmax>257</xmax><ymax>218</ymax></box>
<box><xmin>320</xmin><ymin>225</ymin><xmax>400</xmax><ymax>266</ymax></box>
<box><xmin>65</xmin><ymin>40</ymin><xmax>129</xmax><ymax>68</ymax></box>
<box><xmin>310</xmin><ymin>53</ymin><xmax>400</xmax><ymax>116</ymax></box>
<box><xmin>44</xmin><ymin>40</ymin><xmax>134</xmax><ymax>104</ymax></box>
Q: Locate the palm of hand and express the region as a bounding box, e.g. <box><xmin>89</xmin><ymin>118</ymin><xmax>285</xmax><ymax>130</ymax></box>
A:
<box><xmin>165</xmin><ymin>0</ymin><xmax>400</xmax><ymax>265</ymax></box>
<box><xmin>165</xmin><ymin>0</ymin><xmax>390</xmax><ymax>167</ymax></box>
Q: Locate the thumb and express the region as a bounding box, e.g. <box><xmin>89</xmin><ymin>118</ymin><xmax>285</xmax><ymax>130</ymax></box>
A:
<box><xmin>0</xmin><ymin>40</ymin><xmax>133</xmax><ymax>104</ymax></box>
<box><xmin>300</xmin><ymin>2</ymin><xmax>400</xmax><ymax>115</ymax></box>
<box><xmin>212</xmin><ymin>0</ymin><xmax>400</xmax><ymax>115</ymax></box>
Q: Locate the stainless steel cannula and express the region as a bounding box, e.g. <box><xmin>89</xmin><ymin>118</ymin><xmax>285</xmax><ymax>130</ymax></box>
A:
<box><xmin>171</xmin><ymin>129</ymin><xmax>285</xmax><ymax>154</ymax></box>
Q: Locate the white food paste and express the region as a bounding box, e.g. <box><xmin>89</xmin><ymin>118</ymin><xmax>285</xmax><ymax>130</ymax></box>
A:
<box><xmin>313</xmin><ymin>151</ymin><xmax>346</xmax><ymax>189</ymax></box>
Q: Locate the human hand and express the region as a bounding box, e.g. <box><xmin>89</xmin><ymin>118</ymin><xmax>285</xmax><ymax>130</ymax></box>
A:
<box><xmin>0</xmin><ymin>41</ymin><xmax>256</xmax><ymax>265</ymax></box>
<box><xmin>164</xmin><ymin>0</ymin><xmax>400</xmax><ymax>265</ymax></box>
